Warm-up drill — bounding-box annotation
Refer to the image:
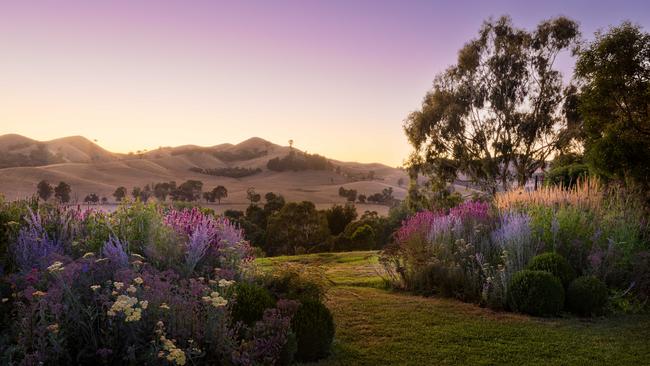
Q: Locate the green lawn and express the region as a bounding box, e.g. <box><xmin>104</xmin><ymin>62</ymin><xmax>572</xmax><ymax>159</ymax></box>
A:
<box><xmin>256</xmin><ymin>251</ymin><xmax>650</xmax><ymax>366</ymax></box>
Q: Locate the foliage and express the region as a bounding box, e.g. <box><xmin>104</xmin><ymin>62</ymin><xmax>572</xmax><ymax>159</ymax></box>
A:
<box><xmin>527</xmin><ymin>252</ymin><xmax>576</xmax><ymax>288</ymax></box>
<box><xmin>265</xmin><ymin>201</ymin><xmax>330</xmax><ymax>255</ymax></box>
<box><xmin>566</xmin><ymin>276</ymin><xmax>609</xmax><ymax>316</ymax></box>
<box><xmin>231</xmin><ymin>282</ymin><xmax>276</xmax><ymax>326</ymax></box>
<box><xmin>36</xmin><ymin>180</ymin><xmax>53</xmax><ymax>201</ymax></box>
<box><xmin>404</xmin><ymin>16</ymin><xmax>580</xmax><ymax>192</ymax></box>
<box><xmin>575</xmin><ymin>22</ymin><xmax>650</xmax><ymax>196</ymax></box>
<box><xmin>54</xmin><ymin>181</ymin><xmax>71</xmax><ymax>203</ymax></box>
<box><xmin>170</xmin><ymin>180</ymin><xmax>204</xmax><ymax>202</ymax></box>
<box><xmin>338</xmin><ymin>187</ymin><xmax>357</xmax><ymax>203</ymax></box>
<box><xmin>0</xmin><ymin>200</ymin><xmax>298</xmax><ymax>365</ymax></box>
<box><xmin>325</xmin><ymin>204</ymin><xmax>357</xmax><ymax>236</ymax></box>
<box><xmin>544</xmin><ymin>153</ymin><xmax>589</xmax><ymax>188</ymax></box>
<box><xmin>190</xmin><ymin>166</ymin><xmax>261</xmax><ymax>178</ymax></box>
<box><xmin>507</xmin><ymin>270</ymin><xmax>565</xmax><ymax>316</ymax></box>
<box><xmin>263</xmin><ymin>263</ymin><xmax>330</xmax><ymax>302</ymax></box>
<box><xmin>267</xmin><ymin>151</ymin><xmax>331</xmax><ymax>172</ymax></box>
<box><xmin>113</xmin><ymin>186</ymin><xmax>127</xmax><ymax>202</ymax></box>
<box><xmin>291</xmin><ymin>299</ymin><xmax>335</xmax><ymax>362</ymax></box>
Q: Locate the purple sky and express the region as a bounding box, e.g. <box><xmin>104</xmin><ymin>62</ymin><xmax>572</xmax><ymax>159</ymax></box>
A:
<box><xmin>1</xmin><ymin>0</ymin><xmax>649</xmax><ymax>166</ymax></box>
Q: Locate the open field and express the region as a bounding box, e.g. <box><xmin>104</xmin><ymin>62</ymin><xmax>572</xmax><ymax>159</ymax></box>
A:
<box><xmin>256</xmin><ymin>251</ymin><xmax>650</xmax><ymax>365</ymax></box>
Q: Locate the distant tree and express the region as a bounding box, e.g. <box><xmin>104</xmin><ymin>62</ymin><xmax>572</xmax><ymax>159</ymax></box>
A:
<box><xmin>213</xmin><ymin>185</ymin><xmax>228</xmax><ymax>204</ymax></box>
<box><xmin>325</xmin><ymin>204</ymin><xmax>358</xmax><ymax>236</ymax></box>
<box><xmin>346</xmin><ymin>189</ymin><xmax>357</xmax><ymax>202</ymax></box>
<box><xmin>131</xmin><ymin>187</ymin><xmax>142</xmax><ymax>200</ymax></box>
<box><xmin>265</xmin><ymin>201</ymin><xmax>330</xmax><ymax>255</ymax></box>
<box><xmin>101</xmin><ymin>196</ymin><xmax>108</xmax><ymax>204</ymax></box>
<box><xmin>544</xmin><ymin>153</ymin><xmax>589</xmax><ymax>188</ymax></box>
<box><xmin>154</xmin><ymin>182</ymin><xmax>174</xmax><ymax>201</ymax></box>
<box><xmin>397</xmin><ymin>177</ymin><xmax>405</xmax><ymax>187</ymax></box>
<box><xmin>246</xmin><ymin>187</ymin><xmax>261</xmax><ymax>205</ymax></box>
<box><xmin>404</xmin><ymin>16</ymin><xmax>580</xmax><ymax>193</ymax></box>
<box><xmin>203</xmin><ymin>191</ymin><xmax>216</xmax><ymax>203</ymax></box>
<box><xmin>54</xmin><ymin>181</ymin><xmax>71</xmax><ymax>203</ymax></box>
<box><xmin>171</xmin><ymin>180</ymin><xmax>203</xmax><ymax>201</ymax></box>
<box><xmin>368</xmin><ymin>170</ymin><xmax>375</xmax><ymax>180</ymax></box>
<box><xmin>84</xmin><ymin>193</ymin><xmax>99</xmax><ymax>204</ymax></box>
<box><xmin>263</xmin><ymin>192</ymin><xmax>285</xmax><ymax>213</ymax></box>
<box><xmin>36</xmin><ymin>180</ymin><xmax>53</xmax><ymax>201</ymax></box>
<box><xmin>113</xmin><ymin>186</ymin><xmax>127</xmax><ymax>202</ymax></box>
<box><xmin>357</xmin><ymin>194</ymin><xmax>366</xmax><ymax>204</ymax></box>
<box><xmin>575</xmin><ymin>22</ymin><xmax>650</xmax><ymax>193</ymax></box>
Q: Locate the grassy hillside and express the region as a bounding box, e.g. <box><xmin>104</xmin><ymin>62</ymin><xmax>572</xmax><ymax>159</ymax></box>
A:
<box><xmin>256</xmin><ymin>252</ymin><xmax>650</xmax><ymax>365</ymax></box>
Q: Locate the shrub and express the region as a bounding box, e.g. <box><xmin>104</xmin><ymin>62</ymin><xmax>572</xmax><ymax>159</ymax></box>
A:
<box><xmin>291</xmin><ymin>299</ymin><xmax>335</xmax><ymax>362</ymax></box>
<box><xmin>231</xmin><ymin>282</ymin><xmax>276</xmax><ymax>326</ymax></box>
<box><xmin>508</xmin><ymin>270</ymin><xmax>565</xmax><ymax>316</ymax></box>
<box><xmin>567</xmin><ymin>276</ymin><xmax>609</xmax><ymax>316</ymax></box>
<box><xmin>527</xmin><ymin>252</ymin><xmax>576</xmax><ymax>288</ymax></box>
<box><xmin>264</xmin><ymin>263</ymin><xmax>330</xmax><ymax>302</ymax></box>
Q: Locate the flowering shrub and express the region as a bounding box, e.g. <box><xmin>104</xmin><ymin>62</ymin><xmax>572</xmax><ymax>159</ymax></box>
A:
<box><xmin>383</xmin><ymin>184</ymin><xmax>649</xmax><ymax>312</ymax></box>
<box><xmin>0</xmin><ymin>201</ymin><xmax>299</xmax><ymax>365</ymax></box>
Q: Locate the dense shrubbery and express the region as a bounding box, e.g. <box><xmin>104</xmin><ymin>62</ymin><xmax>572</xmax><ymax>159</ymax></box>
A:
<box><xmin>508</xmin><ymin>270</ymin><xmax>565</xmax><ymax>316</ymax></box>
<box><xmin>383</xmin><ymin>179</ymin><xmax>649</xmax><ymax>316</ymax></box>
<box><xmin>231</xmin><ymin>282</ymin><xmax>276</xmax><ymax>326</ymax></box>
<box><xmin>0</xmin><ymin>199</ymin><xmax>334</xmax><ymax>364</ymax></box>
<box><xmin>227</xmin><ymin>193</ymin><xmax>403</xmax><ymax>256</ymax></box>
<box><xmin>527</xmin><ymin>252</ymin><xmax>576</xmax><ymax>288</ymax></box>
<box><xmin>291</xmin><ymin>299</ymin><xmax>335</xmax><ymax>362</ymax></box>
<box><xmin>567</xmin><ymin>276</ymin><xmax>609</xmax><ymax>316</ymax></box>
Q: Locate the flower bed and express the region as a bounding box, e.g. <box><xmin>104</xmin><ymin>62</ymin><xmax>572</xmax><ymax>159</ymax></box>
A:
<box><xmin>382</xmin><ymin>179</ymin><xmax>650</xmax><ymax>314</ymax></box>
<box><xmin>0</xmin><ymin>200</ymin><xmax>327</xmax><ymax>365</ymax></box>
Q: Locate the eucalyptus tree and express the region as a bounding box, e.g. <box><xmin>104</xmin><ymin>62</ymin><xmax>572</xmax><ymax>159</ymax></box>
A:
<box><xmin>404</xmin><ymin>16</ymin><xmax>580</xmax><ymax>193</ymax></box>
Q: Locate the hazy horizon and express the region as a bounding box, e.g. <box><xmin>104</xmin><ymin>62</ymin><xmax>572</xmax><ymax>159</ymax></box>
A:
<box><xmin>2</xmin><ymin>0</ymin><xmax>649</xmax><ymax>166</ymax></box>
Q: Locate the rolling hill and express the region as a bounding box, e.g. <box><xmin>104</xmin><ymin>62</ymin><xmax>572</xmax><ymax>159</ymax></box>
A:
<box><xmin>0</xmin><ymin>134</ymin><xmax>419</xmax><ymax>214</ymax></box>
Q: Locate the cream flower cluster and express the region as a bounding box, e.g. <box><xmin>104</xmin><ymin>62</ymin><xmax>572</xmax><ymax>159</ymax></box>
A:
<box><xmin>201</xmin><ymin>291</ymin><xmax>228</xmax><ymax>308</ymax></box>
<box><xmin>107</xmin><ymin>295</ymin><xmax>148</xmax><ymax>322</ymax></box>
<box><xmin>156</xmin><ymin>321</ymin><xmax>187</xmax><ymax>365</ymax></box>
<box><xmin>47</xmin><ymin>261</ymin><xmax>65</xmax><ymax>273</ymax></box>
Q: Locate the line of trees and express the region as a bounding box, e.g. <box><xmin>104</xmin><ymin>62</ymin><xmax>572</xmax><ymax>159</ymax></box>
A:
<box><xmin>224</xmin><ymin>193</ymin><xmax>405</xmax><ymax>256</ymax></box>
<box><xmin>113</xmin><ymin>180</ymin><xmax>228</xmax><ymax>204</ymax></box>
<box><xmin>36</xmin><ymin>180</ymin><xmax>71</xmax><ymax>203</ymax></box>
<box><xmin>338</xmin><ymin>186</ymin><xmax>397</xmax><ymax>206</ymax></box>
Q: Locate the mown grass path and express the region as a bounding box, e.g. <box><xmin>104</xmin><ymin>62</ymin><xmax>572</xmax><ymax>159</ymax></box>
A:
<box><xmin>256</xmin><ymin>251</ymin><xmax>650</xmax><ymax>365</ymax></box>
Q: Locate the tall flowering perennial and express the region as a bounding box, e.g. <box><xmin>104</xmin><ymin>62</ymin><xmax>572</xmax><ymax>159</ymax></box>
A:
<box><xmin>449</xmin><ymin>200</ymin><xmax>491</xmax><ymax>222</ymax></box>
<box><xmin>394</xmin><ymin>210</ymin><xmax>441</xmax><ymax>247</ymax></box>
<box><xmin>14</xmin><ymin>209</ymin><xmax>63</xmax><ymax>272</ymax></box>
<box><xmin>101</xmin><ymin>235</ymin><xmax>129</xmax><ymax>267</ymax></box>
<box><xmin>164</xmin><ymin>208</ymin><xmax>252</xmax><ymax>276</ymax></box>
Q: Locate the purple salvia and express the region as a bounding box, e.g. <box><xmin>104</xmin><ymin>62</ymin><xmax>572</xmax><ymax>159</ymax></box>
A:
<box><xmin>101</xmin><ymin>235</ymin><xmax>129</xmax><ymax>267</ymax></box>
<box><xmin>14</xmin><ymin>209</ymin><xmax>63</xmax><ymax>272</ymax></box>
<box><xmin>185</xmin><ymin>219</ymin><xmax>215</xmax><ymax>273</ymax></box>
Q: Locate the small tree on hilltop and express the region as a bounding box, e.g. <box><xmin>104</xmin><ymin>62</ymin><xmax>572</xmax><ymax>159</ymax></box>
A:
<box><xmin>36</xmin><ymin>180</ymin><xmax>53</xmax><ymax>201</ymax></box>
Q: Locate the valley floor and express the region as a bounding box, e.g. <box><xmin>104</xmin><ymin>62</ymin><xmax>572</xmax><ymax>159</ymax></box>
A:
<box><xmin>256</xmin><ymin>252</ymin><xmax>650</xmax><ymax>366</ymax></box>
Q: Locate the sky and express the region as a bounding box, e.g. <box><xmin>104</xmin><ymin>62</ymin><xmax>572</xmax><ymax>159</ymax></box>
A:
<box><xmin>1</xmin><ymin>1</ymin><xmax>649</xmax><ymax>166</ymax></box>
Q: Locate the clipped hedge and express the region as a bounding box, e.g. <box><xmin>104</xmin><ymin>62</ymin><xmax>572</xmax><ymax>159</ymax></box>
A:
<box><xmin>527</xmin><ymin>252</ymin><xmax>576</xmax><ymax>288</ymax></box>
<box><xmin>508</xmin><ymin>270</ymin><xmax>565</xmax><ymax>316</ymax></box>
<box><xmin>291</xmin><ymin>299</ymin><xmax>335</xmax><ymax>362</ymax></box>
<box><xmin>567</xmin><ymin>276</ymin><xmax>609</xmax><ymax>316</ymax></box>
<box><xmin>231</xmin><ymin>282</ymin><xmax>276</xmax><ymax>326</ymax></box>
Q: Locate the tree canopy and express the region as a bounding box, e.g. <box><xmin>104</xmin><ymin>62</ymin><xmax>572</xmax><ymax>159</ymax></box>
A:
<box><xmin>404</xmin><ymin>16</ymin><xmax>580</xmax><ymax>193</ymax></box>
<box><xmin>575</xmin><ymin>22</ymin><xmax>650</xmax><ymax>192</ymax></box>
